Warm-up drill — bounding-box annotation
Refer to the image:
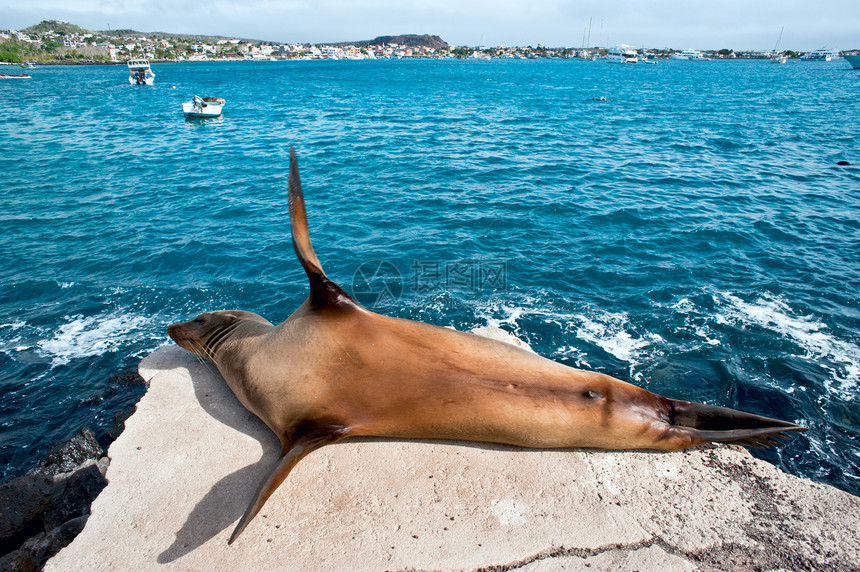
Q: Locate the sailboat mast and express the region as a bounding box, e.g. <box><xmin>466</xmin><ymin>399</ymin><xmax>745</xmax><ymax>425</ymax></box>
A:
<box><xmin>587</xmin><ymin>17</ymin><xmax>593</xmax><ymax>48</ymax></box>
<box><xmin>773</xmin><ymin>26</ymin><xmax>784</xmax><ymax>53</ymax></box>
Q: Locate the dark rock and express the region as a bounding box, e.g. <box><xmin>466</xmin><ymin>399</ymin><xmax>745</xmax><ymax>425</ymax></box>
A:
<box><xmin>106</xmin><ymin>406</ymin><xmax>137</xmax><ymax>441</ymax></box>
<box><xmin>0</xmin><ymin>474</ymin><xmax>52</xmax><ymax>554</ymax></box>
<box><xmin>27</xmin><ymin>428</ymin><xmax>103</xmax><ymax>479</ymax></box>
<box><xmin>108</xmin><ymin>371</ymin><xmax>145</xmax><ymax>385</ymax></box>
<box><xmin>0</xmin><ymin>549</ymin><xmax>36</xmax><ymax>572</ymax></box>
<box><xmin>43</xmin><ymin>465</ymin><xmax>106</xmax><ymax>532</ymax></box>
<box><xmin>20</xmin><ymin>515</ymin><xmax>87</xmax><ymax>569</ymax></box>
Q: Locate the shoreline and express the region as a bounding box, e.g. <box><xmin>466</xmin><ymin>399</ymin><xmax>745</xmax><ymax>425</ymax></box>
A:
<box><xmin>2</xmin><ymin>55</ymin><xmax>831</xmax><ymax>66</ymax></box>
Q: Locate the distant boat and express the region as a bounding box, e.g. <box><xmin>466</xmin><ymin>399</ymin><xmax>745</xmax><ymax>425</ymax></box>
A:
<box><xmin>605</xmin><ymin>46</ymin><xmax>638</xmax><ymax>64</ymax></box>
<box><xmin>769</xmin><ymin>26</ymin><xmax>787</xmax><ymax>63</ymax></box>
<box><xmin>127</xmin><ymin>59</ymin><xmax>155</xmax><ymax>85</ymax></box>
<box><xmin>578</xmin><ymin>16</ymin><xmax>595</xmax><ymax>61</ymax></box>
<box><xmin>0</xmin><ymin>73</ymin><xmax>31</xmax><ymax>79</ymax></box>
<box><xmin>182</xmin><ymin>95</ymin><xmax>226</xmax><ymax>118</ymax></box>
<box><xmin>639</xmin><ymin>52</ymin><xmax>659</xmax><ymax>64</ymax></box>
<box><xmin>844</xmin><ymin>54</ymin><xmax>860</xmax><ymax>69</ymax></box>
<box><xmin>672</xmin><ymin>49</ymin><xmax>709</xmax><ymax>61</ymax></box>
<box><xmin>20</xmin><ymin>62</ymin><xmax>36</xmax><ymax>69</ymax></box>
<box><xmin>801</xmin><ymin>48</ymin><xmax>833</xmax><ymax>61</ymax></box>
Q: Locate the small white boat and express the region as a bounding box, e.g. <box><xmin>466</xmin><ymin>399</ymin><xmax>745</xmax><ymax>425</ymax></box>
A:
<box><xmin>842</xmin><ymin>54</ymin><xmax>860</xmax><ymax>69</ymax></box>
<box><xmin>605</xmin><ymin>46</ymin><xmax>638</xmax><ymax>64</ymax></box>
<box><xmin>128</xmin><ymin>59</ymin><xmax>154</xmax><ymax>85</ymax></box>
<box><xmin>182</xmin><ymin>95</ymin><xmax>226</xmax><ymax>118</ymax></box>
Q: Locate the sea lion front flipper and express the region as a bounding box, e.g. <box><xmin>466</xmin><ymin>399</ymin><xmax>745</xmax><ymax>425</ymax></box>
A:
<box><xmin>288</xmin><ymin>147</ymin><xmax>361</xmax><ymax>311</ymax></box>
<box><xmin>228</xmin><ymin>431</ymin><xmax>342</xmax><ymax>544</ymax></box>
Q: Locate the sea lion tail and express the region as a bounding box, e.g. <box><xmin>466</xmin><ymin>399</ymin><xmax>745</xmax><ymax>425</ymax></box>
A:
<box><xmin>668</xmin><ymin>399</ymin><xmax>807</xmax><ymax>448</ymax></box>
<box><xmin>288</xmin><ymin>147</ymin><xmax>361</xmax><ymax>310</ymax></box>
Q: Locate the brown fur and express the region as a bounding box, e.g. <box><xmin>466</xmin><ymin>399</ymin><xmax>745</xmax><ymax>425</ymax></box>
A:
<box><xmin>168</xmin><ymin>148</ymin><xmax>805</xmax><ymax>544</ymax></box>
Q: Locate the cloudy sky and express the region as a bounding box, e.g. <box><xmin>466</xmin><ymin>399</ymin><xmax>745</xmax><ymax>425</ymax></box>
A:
<box><xmin>3</xmin><ymin>0</ymin><xmax>858</xmax><ymax>51</ymax></box>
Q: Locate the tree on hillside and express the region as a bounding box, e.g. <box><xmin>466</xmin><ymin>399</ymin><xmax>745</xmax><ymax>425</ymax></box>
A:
<box><xmin>25</xmin><ymin>19</ymin><xmax>90</xmax><ymax>36</ymax></box>
<box><xmin>0</xmin><ymin>49</ymin><xmax>22</xmax><ymax>63</ymax></box>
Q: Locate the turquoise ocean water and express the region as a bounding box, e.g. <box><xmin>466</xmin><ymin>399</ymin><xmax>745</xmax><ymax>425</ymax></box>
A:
<box><xmin>1</xmin><ymin>59</ymin><xmax>858</xmax><ymax>495</ymax></box>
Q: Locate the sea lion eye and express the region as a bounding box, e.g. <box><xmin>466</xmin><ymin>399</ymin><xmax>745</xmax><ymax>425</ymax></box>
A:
<box><xmin>583</xmin><ymin>391</ymin><xmax>603</xmax><ymax>400</ymax></box>
<box><xmin>194</xmin><ymin>318</ymin><xmax>206</xmax><ymax>325</ymax></box>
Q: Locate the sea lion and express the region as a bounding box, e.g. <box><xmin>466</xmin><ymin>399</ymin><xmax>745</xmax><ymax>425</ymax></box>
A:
<box><xmin>168</xmin><ymin>148</ymin><xmax>806</xmax><ymax>544</ymax></box>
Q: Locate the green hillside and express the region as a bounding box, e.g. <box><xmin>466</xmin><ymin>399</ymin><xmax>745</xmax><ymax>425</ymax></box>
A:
<box><xmin>23</xmin><ymin>19</ymin><xmax>90</xmax><ymax>36</ymax></box>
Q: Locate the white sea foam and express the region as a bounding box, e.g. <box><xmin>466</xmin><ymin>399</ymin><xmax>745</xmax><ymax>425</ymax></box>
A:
<box><xmin>37</xmin><ymin>313</ymin><xmax>149</xmax><ymax>367</ymax></box>
<box><xmin>573</xmin><ymin>310</ymin><xmax>664</xmax><ymax>364</ymax></box>
<box><xmin>480</xmin><ymin>304</ymin><xmax>525</xmax><ymax>331</ymax></box>
<box><xmin>717</xmin><ymin>292</ymin><xmax>860</xmax><ymax>393</ymax></box>
<box><xmin>472</xmin><ymin>295</ymin><xmax>662</xmax><ymax>371</ymax></box>
<box><xmin>667</xmin><ymin>297</ymin><xmax>722</xmax><ymax>349</ymax></box>
<box><xmin>670</xmin><ymin>297</ymin><xmax>696</xmax><ymax>314</ymax></box>
<box><xmin>0</xmin><ymin>321</ymin><xmax>29</xmax><ymax>354</ymax></box>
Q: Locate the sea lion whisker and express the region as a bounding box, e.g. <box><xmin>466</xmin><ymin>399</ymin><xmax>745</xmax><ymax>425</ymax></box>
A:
<box><xmin>191</xmin><ymin>338</ymin><xmax>216</xmax><ymax>363</ymax></box>
<box><xmin>205</xmin><ymin>322</ymin><xmax>241</xmax><ymax>355</ymax></box>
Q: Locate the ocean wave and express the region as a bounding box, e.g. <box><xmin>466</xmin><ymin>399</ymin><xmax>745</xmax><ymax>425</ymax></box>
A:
<box><xmin>36</xmin><ymin>313</ymin><xmax>150</xmax><ymax>367</ymax></box>
<box><xmin>715</xmin><ymin>292</ymin><xmax>860</xmax><ymax>395</ymax></box>
<box><xmin>0</xmin><ymin>321</ymin><xmax>29</xmax><ymax>353</ymax></box>
<box><xmin>468</xmin><ymin>294</ymin><xmax>664</xmax><ymax>379</ymax></box>
<box><xmin>572</xmin><ymin>310</ymin><xmax>664</xmax><ymax>364</ymax></box>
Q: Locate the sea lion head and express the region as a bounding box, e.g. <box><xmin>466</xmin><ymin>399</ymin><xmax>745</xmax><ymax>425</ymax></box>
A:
<box><xmin>167</xmin><ymin>310</ymin><xmax>272</xmax><ymax>361</ymax></box>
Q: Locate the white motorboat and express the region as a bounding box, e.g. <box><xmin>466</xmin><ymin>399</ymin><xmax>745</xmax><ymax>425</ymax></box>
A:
<box><xmin>672</xmin><ymin>49</ymin><xmax>709</xmax><ymax>61</ymax></box>
<box><xmin>844</xmin><ymin>54</ymin><xmax>860</xmax><ymax>69</ymax></box>
<box><xmin>128</xmin><ymin>59</ymin><xmax>155</xmax><ymax>85</ymax></box>
<box><xmin>605</xmin><ymin>46</ymin><xmax>638</xmax><ymax>64</ymax></box>
<box><xmin>801</xmin><ymin>48</ymin><xmax>833</xmax><ymax>61</ymax></box>
<box><xmin>182</xmin><ymin>95</ymin><xmax>226</xmax><ymax>118</ymax></box>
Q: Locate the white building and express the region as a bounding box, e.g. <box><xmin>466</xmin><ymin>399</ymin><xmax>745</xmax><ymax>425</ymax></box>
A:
<box><xmin>320</xmin><ymin>45</ymin><xmax>343</xmax><ymax>59</ymax></box>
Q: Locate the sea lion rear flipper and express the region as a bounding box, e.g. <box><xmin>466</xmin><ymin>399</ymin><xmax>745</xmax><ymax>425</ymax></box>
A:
<box><xmin>667</xmin><ymin>399</ymin><xmax>807</xmax><ymax>448</ymax></box>
<box><xmin>228</xmin><ymin>432</ymin><xmax>341</xmax><ymax>544</ymax></box>
<box><xmin>288</xmin><ymin>147</ymin><xmax>362</xmax><ymax>311</ymax></box>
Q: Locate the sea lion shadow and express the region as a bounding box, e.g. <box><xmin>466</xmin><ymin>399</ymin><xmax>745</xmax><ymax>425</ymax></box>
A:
<box><xmin>171</xmin><ymin>346</ymin><xmax>277</xmax><ymax>448</ymax></box>
<box><xmin>156</xmin><ymin>458</ymin><xmax>272</xmax><ymax>563</ymax></box>
<box><xmin>156</xmin><ymin>347</ymin><xmax>279</xmax><ymax>563</ymax></box>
